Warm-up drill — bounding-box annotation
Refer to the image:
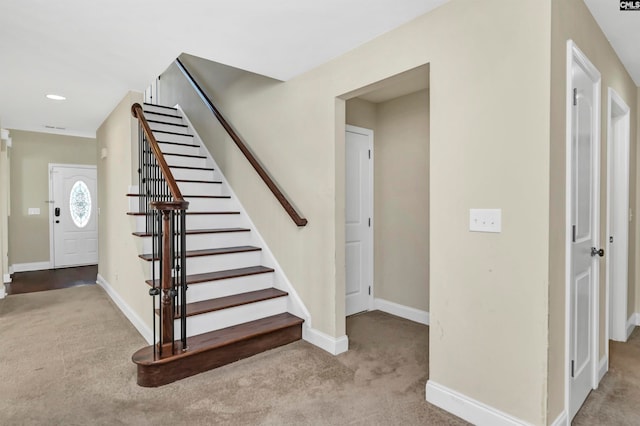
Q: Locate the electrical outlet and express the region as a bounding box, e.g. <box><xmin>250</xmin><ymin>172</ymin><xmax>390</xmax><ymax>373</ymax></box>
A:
<box><xmin>469</xmin><ymin>209</ymin><xmax>501</xmax><ymax>233</ymax></box>
<box><xmin>28</xmin><ymin>208</ymin><xmax>40</xmax><ymax>215</ymax></box>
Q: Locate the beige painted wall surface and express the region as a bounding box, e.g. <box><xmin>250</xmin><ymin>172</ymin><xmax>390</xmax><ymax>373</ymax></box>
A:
<box><xmin>96</xmin><ymin>91</ymin><xmax>152</xmax><ymax>334</ymax></box>
<box><xmin>8</xmin><ymin>130</ymin><xmax>96</xmax><ymax>265</ymax></box>
<box><xmin>0</xmin><ymin>123</ymin><xmax>8</xmax><ymax>292</ymax></box>
<box><xmin>345</xmin><ymin>98</ymin><xmax>377</xmax><ymax>131</ymax></box>
<box><xmin>548</xmin><ymin>0</ymin><xmax>639</xmax><ymax>422</ymax></box>
<box><xmin>160</xmin><ymin>0</ymin><xmax>551</xmax><ymax>422</ymax></box>
<box><xmin>374</xmin><ymin>90</ymin><xmax>430</xmax><ymax>311</ymax></box>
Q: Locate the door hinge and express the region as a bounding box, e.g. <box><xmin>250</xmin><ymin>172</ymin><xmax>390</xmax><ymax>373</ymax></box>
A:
<box><xmin>571</xmin><ymin>360</ymin><xmax>575</xmax><ymax>378</ymax></box>
<box><xmin>368</xmin><ymin>217</ymin><xmax>371</xmax><ymax>227</ymax></box>
<box><xmin>368</xmin><ymin>286</ymin><xmax>371</xmax><ymax>296</ymax></box>
<box><xmin>573</xmin><ymin>88</ymin><xmax>577</xmax><ymax>106</ymax></box>
<box><xmin>572</xmin><ymin>225</ymin><xmax>576</xmax><ymax>242</ymax></box>
<box><xmin>368</xmin><ymin>149</ymin><xmax>371</xmax><ymax>159</ymax></box>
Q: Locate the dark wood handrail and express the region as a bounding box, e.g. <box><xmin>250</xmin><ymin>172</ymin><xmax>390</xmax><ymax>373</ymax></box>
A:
<box><xmin>131</xmin><ymin>103</ymin><xmax>185</xmax><ymax>203</ymax></box>
<box><xmin>174</xmin><ymin>58</ymin><xmax>308</xmax><ymax>227</ymax></box>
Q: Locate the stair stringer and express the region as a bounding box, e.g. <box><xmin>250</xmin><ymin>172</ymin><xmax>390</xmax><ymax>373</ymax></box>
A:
<box><xmin>175</xmin><ymin>105</ymin><xmax>312</xmax><ymax>330</ymax></box>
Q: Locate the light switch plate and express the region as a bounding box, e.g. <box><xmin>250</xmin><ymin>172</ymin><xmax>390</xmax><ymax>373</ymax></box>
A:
<box><xmin>28</xmin><ymin>207</ymin><xmax>41</xmax><ymax>215</ymax></box>
<box><xmin>470</xmin><ymin>208</ymin><xmax>501</xmax><ymax>233</ymax></box>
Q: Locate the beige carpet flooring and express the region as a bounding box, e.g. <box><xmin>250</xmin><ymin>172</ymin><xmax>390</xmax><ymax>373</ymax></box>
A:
<box><xmin>1</xmin><ymin>285</ymin><xmax>638</xmax><ymax>425</ymax></box>
<box><xmin>0</xmin><ymin>285</ymin><xmax>466</xmax><ymax>425</ymax></box>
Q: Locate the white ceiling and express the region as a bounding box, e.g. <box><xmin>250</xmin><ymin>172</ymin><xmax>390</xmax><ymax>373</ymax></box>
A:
<box><xmin>0</xmin><ymin>0</ymin><xmax>637</xmax><ymax>139</ymax></box>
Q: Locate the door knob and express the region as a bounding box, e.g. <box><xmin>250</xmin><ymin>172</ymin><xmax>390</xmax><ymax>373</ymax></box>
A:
<box><xmin>590</xmin><ymin>247</ymin><xmax>604</xmax><ymax>257</ymax></box>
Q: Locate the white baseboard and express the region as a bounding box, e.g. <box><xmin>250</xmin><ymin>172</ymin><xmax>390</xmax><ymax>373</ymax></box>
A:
<box><xmin>626</xmin><ymin>314</ymin><xmax>638</xmax><ymax>340</ymax></box>
<box><xmin>96</xmin><ymin>274</ymin><xmax>153</xmax><ymax>345</ymax></box>
<box><xmin>550</xmin><ymin>411</ymin><xmax>568</xmax><ymax>426</ymax></box>
<box><xmin>302</xmin><ymin>325</ymin><xmax>349</xmax><ymax>355</ymax></box>
<box><xmin>3</xmin><ymin>273</ymin><xmax>10</xmax><ymax>283</ymax></box>
<box><xmin>11</xmin><ymin>261</ymin><xmax>52</xmax><ymax>273</ymax></box>
<box><xmin>374</xmin><ymin>298</ymin><xmax>429</xmax><ymax>325</ymax></box>
<box><xmin>598</xmin><ymin>356</ymin><xmax>608</xmax><ymax>383</ymax></box>
<box><xmin>426</xmin><ymin>380</ymin><xmax>533</xmax><ymax>426</ymax></box>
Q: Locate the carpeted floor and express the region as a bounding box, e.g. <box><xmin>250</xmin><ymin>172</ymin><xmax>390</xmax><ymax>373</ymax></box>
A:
<box><xmin>0</xmin><ymin>286</ymin><xmax>466</xmax><ymax>425</ymax></box>
<box><xmin>1</xmin><ymin>285</ymin><xmax>638</xmax><ymax>425</ymax></box>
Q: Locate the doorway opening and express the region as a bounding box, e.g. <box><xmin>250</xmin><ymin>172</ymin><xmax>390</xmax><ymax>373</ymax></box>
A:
<box><xmin>606</xmin><ymin>88</ymin><xmax>631</xmax><ymax>344</ymax></box>
<box><xmin>342</xmin><ymin>63</ymin><xmax>430</xmax><ymax>332</ymax></box>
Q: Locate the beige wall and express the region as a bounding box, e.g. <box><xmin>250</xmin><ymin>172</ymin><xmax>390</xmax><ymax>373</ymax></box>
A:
<box><xmin>548</xmin><ymin>0</ymin><xmax>639</xmax><ymax>422</ymax></box>
<box><xmin>159</xmin><ymin>0</ymin><xmax>552</xmax><ymax>422</ymax></box>
<box><xmin>0</xmin><ymin>125</ymin><xmax>8</xmax><ymax>293</ymax></box>
<box><xmin>96</xmin><ymin>91</ymin><xmax>151</xmax><ymax>332</ymax></box>
<box><xmin>346</xmin><ymin>91</ymin><xmax>430</xmax><ymax>312</ymax></box>
<box><xmin>8</xmin><ymin>130</ymin><xmax>96</xmax><ymax>265</ymax></box>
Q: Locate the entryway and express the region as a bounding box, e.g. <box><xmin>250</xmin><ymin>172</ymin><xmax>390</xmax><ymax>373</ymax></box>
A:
<box><xmin>342</xmin><ymin>64</ymin><xmax>430</xmax><ymax>325</ymax></box>
<box><xmin>606</xmin><ymin>88</ymin><xmax>631</xmax><ymax>343</ymax></box>
<box><xmin>49</xmin><ymin>164</ymin><xmax>98</xmax><ymax>268</ymax></box>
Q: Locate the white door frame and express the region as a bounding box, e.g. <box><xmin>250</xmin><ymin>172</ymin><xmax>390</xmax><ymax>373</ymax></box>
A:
<box><xmin>605</xmin><ymin>88</ymin><xmax>631</xmax><ymax>344</ymax></box>
<box><xmin>48</xmin><ymin>163</ymin><xmax>97</xmax><ymax>268</ymax></box>
<box><xmin>345</xmin><ymin>125</ymin><xmax>374</xmax><ymax>314</ymax></box>
<box><xmin>564</xmin><ymin>40</ymin><xmax>602</xmax><ymax>422</ymax></box>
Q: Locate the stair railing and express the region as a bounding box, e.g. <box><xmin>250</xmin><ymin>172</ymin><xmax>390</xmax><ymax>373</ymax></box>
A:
<box><xmin>131</xmin><ymin>103</ymin><xmax>189</xmax><ymax>358</ymax></box>
<box><xmin>174</xmin><ymin>58</ymin><xmax>308</xmax><ymax>227</ymax></box>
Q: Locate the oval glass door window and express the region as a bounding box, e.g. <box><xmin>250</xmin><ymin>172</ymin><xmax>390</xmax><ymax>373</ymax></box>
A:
<box><xmin>69</xmin><ymin>180</ymin><xmax>91</xmax><ymax>228</ymax></box>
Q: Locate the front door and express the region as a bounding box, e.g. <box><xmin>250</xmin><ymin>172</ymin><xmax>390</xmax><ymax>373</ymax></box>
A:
<box><xmin>345</xmin><ymin>126</ymin><xmax>373</xmax><ymax>316</ymax></box>
<box><xmin>568</xmin><ymin>43</ymin><xmax>601</xmax><ymax>420</ymax></box>
<box><xmin>51</xmin><ymin>165</ymin><xmax>98</xmax><ymax>268</ymax></box>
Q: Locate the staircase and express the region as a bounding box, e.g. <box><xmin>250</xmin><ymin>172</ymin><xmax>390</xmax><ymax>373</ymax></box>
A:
<box><xmin>129</xmin><ymin>103</ymin><xmax>304</xmax><ymax>387</ymax></box>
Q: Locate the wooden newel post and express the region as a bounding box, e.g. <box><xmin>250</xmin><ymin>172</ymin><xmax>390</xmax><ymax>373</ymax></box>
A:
<box><xmin>160</xmin><ymin>209</ymin><xmax>174</xmax><ymax>348</ymax></box>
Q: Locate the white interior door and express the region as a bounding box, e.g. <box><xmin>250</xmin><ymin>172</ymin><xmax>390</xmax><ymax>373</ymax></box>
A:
<box><xmin>568</xmin><ymin>43</ymin><xmax>601</xmax><ymax>420</ymax></box>
<box><xmin>607</xmin><ymin>88</ymin><xmax>630</xmax><ymax>343</ymax></box>
<box><xmin>345</xmin><ymin>125</ymin><xmax>373</xmax><ymax>316</ymax></box>
<box><xmin>51</xmin><ymin>165</ymin><xmax>98</xmax><ymax>268</ymax></box>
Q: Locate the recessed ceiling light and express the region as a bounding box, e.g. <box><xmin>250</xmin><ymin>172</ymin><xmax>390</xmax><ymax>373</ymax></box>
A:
<box><xmin>46</xmin><ymin>94</ymin><xmax>66</xmax><ymax>101</ymax></box>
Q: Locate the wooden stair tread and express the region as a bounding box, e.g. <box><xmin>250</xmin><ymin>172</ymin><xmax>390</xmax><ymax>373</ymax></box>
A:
<box><xmin>157</xmin><ymin>140</ymin><xmax>197</xmax><ymax>147</ymax></box>
<box><xmin>169</xmin><ymin>165</ymin><xmax>214</xmax><ymax>171</ymax></box>
<box><xmin>159</xmin><ymin>288</ymin><xmax>288</xmax><ymax>318</ymax></box>
<box><xmin>126</xmin><ymin>193</ymin><xmax>226</xmax><ymax>198</ymax></box>
<box><xmin>132</xmin><ymin>313</ymin><xmax>303</xmax><ymax>386</ymax></box>
<box><xmin>145</xmin><ymin>265</ymin><xmax>274</xmax><ymax>287</ymax></box>
<box><xmin>147</xmin><ymin>119</ymin><xmax>188</xmax><ymax>128</ymax></box>
<box><xmin>133</xmin><ymin>227</ymin><xmax>250</xmax><ymax>237</ymax></box>
<box><xmin>151</xmin><ymin>129</ymin><xmax>194</xmax><ymax>137</ymax></box>
<box><xmin>145</xmin><ymin>150</ymin><xmax>205</xmax><ymax>159</ymax></box>
<box><xmin>127</xmin><ymin>211</ymin><xmax>240</xmax><ymax>216</ymax></box>
<box><xmin>140</xmin><ymin>245</ymin><xmax>261</xmax><ymax>261</ymax></box>
<box><xmin>176</xmin><ymin>179</ymin><xmax>222</xmax><ymax>184</ymax></box>
<box><xmin>134</xmin><ymin>313</ymin><xmax>302</xmax><ymax>365</ymax></box>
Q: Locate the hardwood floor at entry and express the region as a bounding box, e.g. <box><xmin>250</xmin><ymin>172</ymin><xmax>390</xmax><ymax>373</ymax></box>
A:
<box><xmin>6</xmin><ymin>265</ymin><xmax>97</xmax><ymax>295</ymax></box>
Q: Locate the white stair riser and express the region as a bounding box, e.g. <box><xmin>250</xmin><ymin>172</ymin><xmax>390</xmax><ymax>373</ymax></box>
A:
<box><xmin>164</xmin><ymin>155</ymin><xmax>207</xmax><ymax>168</ymax></box>
<box><xmin>179</xmin><ymin>182</ymin><xmax>223</xmax><ymax>196</ymax></box>
<box><xmin>159</xmin><ymin>143</ymin><xmax>201</xmax><ymax>156</ymax></box>
<box><xmin>139</xmin><ymin>231</ymin><xmax>251</xmax><ymax>253</ymax></box>
<box><xmin>144</xmin><ymin>112</ymin><xmax>184</xmax><ymax>125</ymax></box>
<box><xmin>175</xmin><ymin>297</ymin><xmax>288</xmax><ymax>338</ymax></box>
<box><xmin>152</xmin><ymin>132</ymin><xmax>195</xmax><ymax>145</ymax></box>
<box><xmin>134</xmin><ymin>214</ymin><xmax>243</xmax><ymax>231</ymax></box>
<box><xmin>186</xmin><ymin>273</ymin><xmax>273</xmax><ymax>303</ymax></box>
<box><xmin>148</xmin><ymin>122</ymin><xmax>191</xmax><ymax>134</ymax></box>
<box><xmin>143</xmin><ymin>105</ymin><xmax>179</xmax><ymax>115</ymax></box>
<box><xmin>149</xmin><ymin>250</ymin><xmax>262</xmax><ymax>276</ymax></box>
<box><xmin>170</xmin><ymin>167</ymin><xmax>215</xmax><ymax>181</ymax></box>
<box><xmin>184</xmin><ymin>197</ymin><xmax>235</xmax><ymax>211</ymax></box>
